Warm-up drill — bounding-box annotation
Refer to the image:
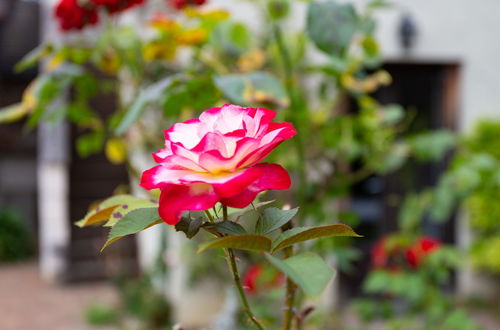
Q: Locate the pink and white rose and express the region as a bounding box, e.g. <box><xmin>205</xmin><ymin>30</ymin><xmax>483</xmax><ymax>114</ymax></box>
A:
<box><xmin>140</xmin><ymin>104</ymin><xmax>296</xmax><ymax>224</ymax></box>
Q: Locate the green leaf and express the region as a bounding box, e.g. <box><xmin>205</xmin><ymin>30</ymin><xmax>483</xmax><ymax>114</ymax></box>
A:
<box><xmin>307</xmin><ymin>0</ymin><xmax>358</xmax><ymax>56</ymax></box>
<box><xmin>103</xmin><ymin>208</ymin><xmax>162</xmax><ymax>250</ymax></box>
<box><xmin>215</xmin><ymin>72</ymin><xmax>289</xmax><ymax>108</ymax></box>
<box><xmin>197</xmin><ymin>234</ymin><xmax>271</xmax><ymax>253</ymax></box>
<box><xmin>104</xmin><ymin>199</ymin><xmax>157</xmax><ymax>227</ymax></box>
<box><xmin>203</xmin><ymin>221</ymin><xmax>247</xmax><ymax>235</ymax></box>
<box><xmin>0</xmin><ymin>104</ymin><xmax>28</xmax><ymax>123</ymax></box>
<box><xmin>175</xmin><ymin>216</ymin><xmax>204</xmax><ymax>239</ymax></box>
<box><xmin>76</xmin><ymin>130</ymin><xmax>105</xmax><ymax>157</ymax></box>
<box><xmin>115</xmin><ymin>76</ymin><xmax>176</xmax><ymax>135</ymax></box>
<box><xmin>255</xmin><ymin>207</ymin><xmax>298</xmax><ymax>234</ymax></box>
<box><xmin>407</xmin><ymin>130</ymin><xmax>456</xmax><ymax>161</ymax></box>
<box><xmin>227</xmin><ymin>200</ymin><xmax>275</xmax><ymax>221</ymax></box>
<box><xmin>15</xmin><ymin>44</ymin><xmax>53</xmax><ymax>72</ymax></box>
<box><xmin>265</xmin><ymin>252</ymin><xmax>335</xmax><ymax>296</ymax></box>
<box><xmin>76</xmin><ymin>194</ymin><xmax>152</xmax><ymax>227</ymax></box>
<box><xmin>272</xmin><ymin>224</ymin><xmax>361</xmax><ymax>253</ymax></box>
<box><xmin>211</xmin><ymin>21</ymin><xmax>250</xmax><ymax>55</ymax></box>
<box><xmin>163</xmin><ymin>76</ymin><xmax>220</xmax><ymax>117</ymax></box>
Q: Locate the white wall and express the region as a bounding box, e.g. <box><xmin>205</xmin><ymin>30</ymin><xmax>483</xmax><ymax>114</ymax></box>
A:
<box><xmin>370</xmin><ymin>0</ymin><xmax>500</xmax><ymax>131</ymax></box>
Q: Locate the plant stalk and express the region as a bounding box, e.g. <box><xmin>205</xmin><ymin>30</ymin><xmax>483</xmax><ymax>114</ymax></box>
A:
<box><xmin>222</xmin><ymin>206</ymin><xmax>265</xmax><ymax>330</ymax></box>
<box><xmin>281</xmin><ymin>222</ymin><xmax>297</xmax><ymax>330</ymax></box>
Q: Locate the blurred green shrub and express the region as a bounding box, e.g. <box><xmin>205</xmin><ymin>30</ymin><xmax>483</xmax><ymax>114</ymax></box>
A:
<box><xmin>86</xmin><ymin>274</ymin><xmax>172</xmax><ymax>329</ymax></box>
<box><xmin>462</xmin><ymin>121</ymin><xmax>500</xmax><ymax>274</ymax></box>
<box><xmin>0</xmin><ymin>208</ymin><xmax>33</xmax><ymax>262</ymax></box>
<box><xmin>85</xmin><ymin>302</ymin><xmax>119</xmax><ymax>326</ymax></box>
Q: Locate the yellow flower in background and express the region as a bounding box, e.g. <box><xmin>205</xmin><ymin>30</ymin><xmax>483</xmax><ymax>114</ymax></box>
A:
<box><xmin>177</xmin><ymin>27</ymin><xmax>208</xmax><ymax>45</ymax></box>
<box><xmin>237</xmin><ymin>49</ymin><xmax>266</xmax><ymax>73</ymax></box>
<box><xmin>45</xmin><ymin>54</ymin><xmax>65</xmax><ymax>72</ymax></box>
<box><xmin>98</xmin><ymin>51</ymin><xmax>120</xmax><ymax>75</ymax></box>
<box><xmin>184</xmin><ymin>8</ymin><xmax>230</xmax><ymax>21</ymax></box>
<box><xmin>150</xmin><ymin>14</ymin><xmax>180</xmax><ymax>31</ymax></box>
<box><xmin>341</xmin><ymin>70</ymin><xmax>392</xmax><ymax>94</ymax></box>
<box><xmin>143</xmin><ymin>41</ymin><xmax>178</xmax><ymax>61</ymax></box>
<box><xmin>105</xmin><ymin>137</ymin><xmax>128</xmax><ymax>165</ymax></box>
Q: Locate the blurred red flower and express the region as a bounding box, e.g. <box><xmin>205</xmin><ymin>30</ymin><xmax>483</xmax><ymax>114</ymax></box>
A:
<box><xmin>243</xmin><ymin>264</ymin><xmax>285</xmax><ymax>294</ymax></box>
<box><xmin>405</xmin><ymin>236</ymin><xmax>441</xmax><ymax>268</ymax></box>
<box><xmin>55</xmin><ymin>0</ymin><xmax>99</xmax><ymax>31</ymax></box>
<box><xmin>90</xmin><ymin>0</ymin><xmax>145</xmax><ymax>14</ymax></box>
<box><xmin>169</xmin><ymin>0</ymin><xmax>207</xmax><ymax>10</ymax></box>
<box><xmin>372</xmin><ymin>235</ymin><xmax>441</xmax><ymax>270</ymax></box>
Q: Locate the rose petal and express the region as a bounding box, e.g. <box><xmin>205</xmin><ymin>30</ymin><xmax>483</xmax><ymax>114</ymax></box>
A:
<box><xmin>220</xmin><ymin>163</ymin><xmax>291</xmax><ymax>208</ymax></box>
<box><xmin>159</xmin><ymin>183</ymin><xmax>218</xmax><ymax>224</ymax></box>
<box><xmin>238</xmin><ymin>122</ymin><xmax>297</xmax><ymax>168</ymax></box>
<box><xmin>140</xmin><ymin>166</ymin><xmax>192</xmax><ymax>190</ymax></box>
<box><xmin>164</xmin><ymin>118</ymin><xmax>203</xmax><ymax>149</ymax></box>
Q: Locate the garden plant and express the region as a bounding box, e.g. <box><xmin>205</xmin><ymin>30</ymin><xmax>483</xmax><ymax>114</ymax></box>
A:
<box><xmin>0</xmin><ymin>0</ymin><xmax>479</xmax><ymax>328</ymax></box>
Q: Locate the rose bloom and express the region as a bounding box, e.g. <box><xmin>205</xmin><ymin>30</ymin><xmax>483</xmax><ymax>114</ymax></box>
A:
<box><xmin>141</xmin><ymin>104</ymin><xmax>296</xmax><ymax>225</ymax></box>
<box><xmin>405</xmin><ymin>236</ymin><xmax>441</xmax><ymax>268</ymax></box>
<box><xmin>55</xmin><ymin>0</ymin><xmax>99</xmax><ymax>31</ymax></box>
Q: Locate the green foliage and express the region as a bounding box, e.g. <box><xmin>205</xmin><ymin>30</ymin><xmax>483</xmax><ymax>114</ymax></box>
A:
<box><xmin>175</xmin><ymin>216</ymin><xmax>205</xmax><ymax>238</ymax></box>
<box><xmin>215</xmin><ymin>72</ymin><xmax>289</xmax><ymax>108</ymax></box>
<box><xmin>265</xmin><ymin>252</ymin><xmax>334</xmax><ymax>296</ymax></box>
<box><xmin>307</xmin><ymin>0</ymin><xmax>358</xmax><ymax>56</ymax></box>
<box><xmin>198</xmin><ymin>234</ymin><xmax>272</xmax><ymax>253</ymax></box>
<box><xmin>210</xmin><ymin>21</ymin><xmax>251</xmax><ymax>55</ymax></box>
<box><xmin>115</xmin><ymin>76</ymin><xmax>175</xmax><ymax>135</ymax></box>
<box><xmin>271</xmin><ymin>224</ymin><xmax>361</xmax><ymax>253</ymax></box>
<box><xmin>470</xmin><ymin>236</ymin><xmax>500</xmax><ymax>273</ymax></box>
<box><xmin>255</xmin><ymin>207</ymin><xmax>298</xmax><ymax>235</ymax></box>
<box><xmin>104</xmin><ymin>208</ymin><xmax>162</xmax><ymax>250</ymax></box>
<box><xmin>85</xmin><ymin>302</ymin><xmax>119</xmax><ymax>326</ymax></box>
<box><xmin>0</xmin><ymin>208</ymin><xmax>33</xmax><ymax>262</ymax></box>
<box><xmin>407</xmin><ymin>130</ymin><xmax>456</xmax><ymax>162</ymax></box>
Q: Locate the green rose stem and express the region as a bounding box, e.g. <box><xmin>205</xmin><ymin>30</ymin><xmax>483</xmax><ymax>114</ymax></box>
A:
<box><xmin>222</xmin><ymin>206</ymin><xmax>265</xmax><ymax>330</ymax></box>
<box><xmin>281</xmin><ymin>222</ymin><xmax>297</xmax><ymax>330</ymax></box>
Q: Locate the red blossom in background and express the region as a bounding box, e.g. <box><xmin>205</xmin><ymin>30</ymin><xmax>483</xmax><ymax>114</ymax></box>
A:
<box><xmin>405</xmin><ymin>236</ymin><xmax>441</xmax><ymax>268</ymax></box>
<box><xmin>140</xmin><ymin>104</ymin><xmax>296</xmax><ymax>225</ymax></box>
<box><xmin>55</xmin><ymin>0</ymin><xmax>146</xmax><ymax>31</ymax></box>
<box><xmin>243</xmin><ymin>265</ymin><xmax>262</xmax><ymax>294</ymax></box>
<box><xmin>168</xmin><ymin>0</ymin><xmax>207</xmax><ymax>10</ymax></box>
<box><xmin>55</xmin><ymin>0</ymin><xmax>99</xmax><ymax>31</ymax></box>
<box><xmin>90</xmin><ymin>0</ymin><xmax>145</xmax><ymax>14</ymax></box>
<box><xmin>372</xmin><ymin>235</ymin><xmax>441</xmax><ymax>270</ymax></box>
<box><xmin>243</xmin><ymin>264</ymin><xmax>285</xmax><ymax>294</ymax></box>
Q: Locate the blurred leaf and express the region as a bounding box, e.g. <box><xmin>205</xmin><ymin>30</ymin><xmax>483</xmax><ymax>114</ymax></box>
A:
<box><xmin>211</xmin><ymin>21</ymin><xmax>250</xmax><ymax>55</ymax></box>
<box><xmin>115</xmin><ymin>76</ymin><xmax>176</xmax><ymax>135</ymax></box>
<box><xmin>265</xmin><ymin>252</ymin><xmax>334</xmax><ymax>296</ymax></box>
<box><xmin>175</xmin><ymin>216</ymin><xmax>204</xmax><ymax>239</ymax></box>
<box><xmin>103</xmin><ymin>208</ymin><xmax>162</xmax><ymax>250</ymax></box>
<box><xmin>272</xmin><ymin>224</ymin><xmax>361</xmax><ymax>253</ymax></box>
<box><xmin>76</xmin><ymin>130</ymin><xmax>105</xmax><ymax>157</ymax></box>
<box><xmin>307</xmin><ymin>0</ymin><xmax>358</xmax><ymax>56</ymax></box>
<box><xmin>203</xmin><ymin>221</ymin><xmax>247</xmax><ymax>235</ymax></box>
<box><xmin>215</xmin><ymin>72</ymin><xmax>289</xmax><ymax>107</ymax></box>
<box><xmin>0</xmin><ymin>104</ymin><xmax>28</xmax><ymax>123</ymax></box>
<box><xmin>407</xmin><ymin>131</ymin><xmax>456</xmax><ymax>161</ymax></box>
<box><xmin>197</xmin><ymin>234</ymin><xmax>272</xmax><ymax>253</ymax></box>
<box><xmin>105</xmin><ymin>137</ymin><xmax>127</xmax><ymax>165</ymax></box>
<box><xmin>15</xmin><ymin>44</ymin><xmax>53</xmax><ymax>72</ymax></box>
<box><xmin>163</xmin><ymin>76</ymin><xmax>220</xmax><ymax>117</ymax></box>
<box><xmin>255</xmin><ymin>207</ymin><xmax>298</xmax><ymax>235</ymax></box>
